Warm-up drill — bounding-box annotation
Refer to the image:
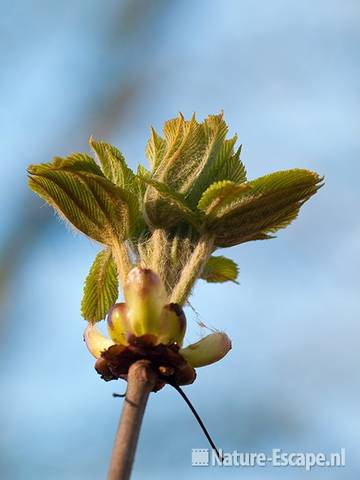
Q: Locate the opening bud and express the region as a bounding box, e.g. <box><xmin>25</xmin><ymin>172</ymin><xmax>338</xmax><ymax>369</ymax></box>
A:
<box><xmin>157</xmin><ymin>303</ymin><xmax>187</xmax><ymax>346</ymax></box>
<box><xmin>124</xmin><ymin>267</ymin><xmax>167</xmax><ymax>337</ymax></box>
<box><xmin>107</xmin><ymin>303</ymin><xmax>130</xmax><ymax>345</ymax></box>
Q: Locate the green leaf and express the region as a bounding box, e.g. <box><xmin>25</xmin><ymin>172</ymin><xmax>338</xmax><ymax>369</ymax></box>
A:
<box><xmin>147</xmin><ymin>113</ymin><xmax>247</xmax><ymax>209</ymax></box>
<box><xmin>185</xmin><ymin>114</ymin><xmax>229</xmax><ymax>204</ymax></box>
<box><xmin>217</xmin><ymin>143</ymin><xmax>246</xmax><ymax>184</ymax></box>
<box><xmin>141</xmin><ymin>173</ymin><xmax>202</xmax><ymax>229</ymax></box>
<box><xmin>198</xmin><ymin>180</ymin><xmax>251</xmax><ymax>214</ymax></box>
<box><xmin>206</xmin><ymin>169</ymin><xmax>323</xmax><ymax>247</ymax></box>
<box><xmin>81</xmin><ymin>249</ymin><xmax>118</xmax><ymax>323</ymax></box>
<box><xmin>155</xmin><ymin>114</ymin><xmax>208</xmax><ymax>190</ymax></box>
<box><xmin>89</xmin><ymin>137</ymin><xmax>136</xmax><ymax>189</ymax></box>
<box><xmin>136</xmin><ymin>164</ymin><xmax>150</xmax><ymax>198</ymax></box>
<box><xmin>90</xmin><ymin>139</ymin><xmax>149</xmax><ymax>240</ymax></box>
<box><xmin>193</xmin><ymin>136</ymin><xmax>246</xmax><ymax>196</ymax></box>
<box><xmin>28</xmin><ymin>163</ymin><xmax>135</xmax><ymax>245</ymax></box>
<box><xmin>51</xmin><ymin>152</ymin><xmax>104</xmax><ymax>176</ymax></box>
<box><xmin>143</xmin><ymin>115</ymin><xmax>207</xmax><ymax>227</ymax></box>
<box><xmin>201</xmin><ymin>256</ymin><xmax>239</xmax><ymax>283</ymax></box>
<box><xmin>146</xmin><ymin>127</ymin><xmax>166</xmax><ymax>170</ymax></box>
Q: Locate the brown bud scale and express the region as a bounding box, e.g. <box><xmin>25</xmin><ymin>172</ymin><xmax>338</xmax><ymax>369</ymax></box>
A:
<box><xmin>94</xmin><ymin>335</ymin><xmax>196</xmax><ymax>391</ymax></box>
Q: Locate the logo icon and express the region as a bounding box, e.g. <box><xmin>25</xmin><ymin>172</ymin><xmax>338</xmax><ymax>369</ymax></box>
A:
<box><xmin>192</xmin><ymin>448</ymin><xmax>209</xmax><ymax>466</ymax></box>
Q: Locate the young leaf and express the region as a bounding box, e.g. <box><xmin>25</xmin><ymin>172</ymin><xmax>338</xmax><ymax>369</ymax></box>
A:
<box><xmin>206</xmin><ymin>169</ymin><xmax>323</xmax><ymax>247</ymax></box>
<box><xmin>141</xmin><ymin>173</ymin><xmax>202</xmax><ymax>229</ymax></box>
<box><xmin>198</xmin><ymin>180</ymin><xmax>251</xmax><ymax>214</ymax></box>
<box><xmin>81</xmin><ymin>249</ymin><xmax>118</xmax><ymax>323</ymax></box>
<box><xmin>89</xmin><ymin>138</ymin><xmax>136</xmax><ymax>189</ymax></box>
<box><xmin>146</xmin><ymin>127</ymin><xmax>166</xmax><ymax>170</ymax></box>
<box><xmin>51</xmin><ymin>152</ymin><xmax>104</xmax><ymax>176</ymax></box>
<box><xmin>137</xmin><ymin>164</ymin><xmax>150</xmax><ymax>197</ymax></box>
<box><xmin>196</xmin><ymin>134</ymin><xmax>245</xmax><ymax>187</ymax></box>
<box><xmin>201</xmin><ymin>256</ymin><xmax>239</xmax><ymax>283</ymax></box>
<box><xmin>218</xmin><ymin>144</ymin><xmax>246</xmax><ymax>184</ymax></box>
<box><xmin>148</xmin><ymin>113</ymin><xmax>247</xmax><ymax>209</ymax></box>
<box><xmin>90</xmin><ymin>139</ymin><xmax>149</xmax><ymax>239</ymax></box>
<box><xmin>185</xmin><ymin>114</ymin><xmax>229</xmax><ymax>204</ymax></box>
<box><xmin>155</xmin><ymin>114</ymin><xmax>208</xmax><ymax>191</ymax></box>
<box><xmin>28</xmin><ymin>164</ymin><xmax>135</xmax><ymax>245</ymax></box>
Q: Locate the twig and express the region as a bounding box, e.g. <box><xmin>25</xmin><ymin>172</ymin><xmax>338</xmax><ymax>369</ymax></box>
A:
<box><xmin>108</xmin><ymin>360</ymin><xmax>157</xmax><ymax>480</ymax></box>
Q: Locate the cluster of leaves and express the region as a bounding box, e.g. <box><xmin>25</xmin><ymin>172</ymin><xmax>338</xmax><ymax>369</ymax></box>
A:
<box><xmin>28</xmin><ymin>113</ymin><xmax>323</xmax><ymax>323</ymax></box>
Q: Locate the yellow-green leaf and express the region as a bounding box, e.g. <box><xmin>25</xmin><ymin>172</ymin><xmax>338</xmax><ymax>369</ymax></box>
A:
<box><xmin>185</xmin><ymin>114</ymin><xmax>229</xmax><ymax>204</ymax></box>
<box><xmin>146</xmin><ymin>127</ymin><xmax>166</xmax><ymax>170</ymax></box>
<box><xmin>81</xmin><ymin>249</ymin><xmax>118</xmax><ymax>323</ymax></box>
<box><xmin>207</xmin><ymin>169</ymin><xmax>323</xmax><ymax>247</ymax></box>
<box><xmin>217</xmin><ymin>142</ymin><xmax>246</xmax><ymax>184</ymax></box>
<box><xmin>141</xmin><ymin>173</ymin><xmax>202</xmax><ymax>229</ymax></box>
<box><xmin>158</xmin><ymin>114</ymin><xmax>207</xmax><ymax>192</ymax></box>
<box><xmin>147</xmin><ymin>113</ymin><xmax>247</xmax><ymax>209</ymax></box>
<box><xmin>28</xmin><ymin>163</ymin><xmax>135</xmax><ymax>245</ymax></box>
<box><xmin>90</xmin><ymin>139</ymin><xmax>149</xmax><ymax>239</ymax></box>
<box><xmin>89</xmin><ymin>137</ymin><xmax>136</xmax><ymax>189</ymax></box>
<box><xmin>198</xmin><ymin>180</ymin><xmax>251</xmax><ymax>214</ymax></box>
<box><xmin>201</xmin><ymin>256</ymin><xmax>239</xmax><ymax>283</ymax></box>
<box><xmin>51</xmin><ymin>152</ymin><xmax>103</xmax><ymax>176</ymax></box>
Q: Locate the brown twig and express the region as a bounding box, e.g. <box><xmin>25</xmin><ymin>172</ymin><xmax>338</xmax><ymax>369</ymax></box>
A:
<box><xmin>108</xmin><ymin>360</ymin><xmax>157</xmax><ymax>480</ymax></box>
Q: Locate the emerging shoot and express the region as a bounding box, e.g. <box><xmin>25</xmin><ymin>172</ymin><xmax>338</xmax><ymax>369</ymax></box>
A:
<box><xmin>28</xmin><ymin>112</ymin><xmax>323</xmax><ymax>479</ymax></box>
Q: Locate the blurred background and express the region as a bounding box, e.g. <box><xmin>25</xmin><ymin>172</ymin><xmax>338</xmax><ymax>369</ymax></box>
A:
<box><xmin>1</xmin><ymin>0</ymin><xmax>359</xmax><ymax>478</ymax></box>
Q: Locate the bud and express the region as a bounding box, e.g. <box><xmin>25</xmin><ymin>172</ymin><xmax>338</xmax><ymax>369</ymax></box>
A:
<box><xmin>84</xmin><ymin>324</ymin><xmax>114</xmax><ymax>358</ymax></box>
<box><xmin>157</xmin><ymin>303</ymin><xmax>186</xmax><ymax>346</ymax></box>
<box><xmin>124</xmin><ymin>267</ymin><xmax>167</xmax><ymax>337</ymax></box>
<box><xmin>179</xmin><ymin>332</ymin><xmax>231</xmax><ymax>367</ymax></box>
<box><xmin>107</xmin><ymin>303</ymin><xmax>130</xmax><ymax>345</ymax></box>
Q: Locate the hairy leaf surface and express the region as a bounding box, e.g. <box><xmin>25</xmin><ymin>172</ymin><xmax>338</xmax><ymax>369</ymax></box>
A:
<box><xmin>28</xmin><ymin>161</ymin><xmax>135</xmax><ymax>244</ymax></box>
<box><xmin>206</xmin><ymin>169</ymin><xmax>323</xmax><ymax>247</ymax></box>
<box><xmin>81</xmin><ymin>249</ymin><xmax>118</xmax><ymax>323</ymax></box>
<box><xmin>201</xmin><ymin>256</ymin><xmax>239</xmax><ymax>283</ymax></box>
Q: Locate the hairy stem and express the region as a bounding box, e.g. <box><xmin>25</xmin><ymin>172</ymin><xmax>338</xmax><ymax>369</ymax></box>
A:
<box><xmin>137</xmin><ymin>239</ymin><xmax>150</xmax><ymax>268</ymax></box>
<box><xmin>150</xmin><ymin>228</ymin><xmax>170</xmax><ymax>288</ymax></box>
<box><xmin>112</xmin><ymin>240</ymin><xmax>132</xmax><ymax>289</ymax></box>
<box><xmin>170</xmin><ymin>234</ymin><xmax>214</xmax><ymax>305</ymax></box>
<box><xmin>108</xmin><ymin>360</ymin><xmax>157</xmax><ymax>480</ymax></box>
